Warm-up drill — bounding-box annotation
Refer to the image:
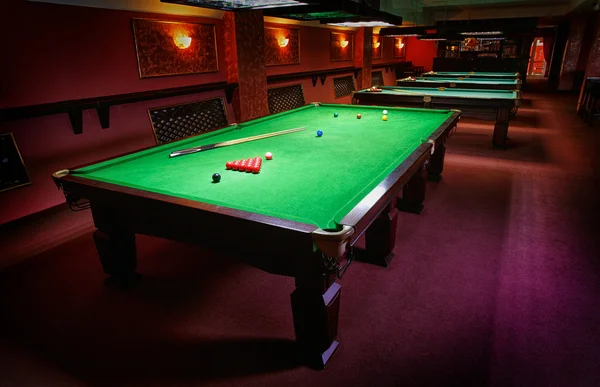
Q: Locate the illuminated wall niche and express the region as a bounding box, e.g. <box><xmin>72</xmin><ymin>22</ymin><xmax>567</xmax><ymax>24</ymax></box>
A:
<box><xmin>264</xmin><ymin>27</ymin><xmax>300</xmax><ymax>66</ymax></box>
<box><xmin>330</xmin><ymin>31</ymin><xmax>354</xmax><ymax>62</ymax></box>
<box><xmin>372</xmin><ymin>35</ymin><xmax>382</xmax><ymax>59</ymax></box>
<box><xmin>394</xmin><ymin>37</ymin><xmax>406</xmax><ymax>58</ymax></box>
<box><xmin>132</xmin><ymin>19</ymin><xmax>218</xmax><ymax>78</ymax></box>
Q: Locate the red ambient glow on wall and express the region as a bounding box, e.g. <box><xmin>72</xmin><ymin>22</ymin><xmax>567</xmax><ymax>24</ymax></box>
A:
<box><xmin>264</xmin><ymin>27</ymin><xmax>300</xmax><ymax>66</ymax></box>
<box><xmin>331</xmin><ymin>32</ymin><xmax>353</xmax><ymax>62</ymax></box>
<box><xmin>132</xmin><ymin>18</ymin><xmax>219</xmax><ymax>78</ymax></box>
<box><xmin>372</xmin><ymin>35</ymin><xmax>382</xmax><ymax>59</ymax></box>
<box><xmin>395</xmin><ymin>37</ymin><xmax>406</xmax><ymax>58</ymax></box>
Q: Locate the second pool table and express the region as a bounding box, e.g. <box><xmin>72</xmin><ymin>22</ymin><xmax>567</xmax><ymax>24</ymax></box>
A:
<box><xmin>397</xmin><ymin>76</ymin><xmax>522</xmax><ymax>90</ymax></box>
<box><xmin>422</xmin><ymin>71</ymin><xmax>521</xmax><ymax>79</ymax></box>
<box><xmin>52</xmin><ymin>103</ymin><xmax>460</xmax><ymax>369</ymax></box>
<box><xmin>353</xmin><ymin>86</ymin><xmax>521</xmax><ymax>149</ymax></box>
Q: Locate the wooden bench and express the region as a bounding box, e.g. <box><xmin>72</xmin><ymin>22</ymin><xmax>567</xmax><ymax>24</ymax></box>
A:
<box><xmin>267</xmin><ymin>84</ymin><xmax>306</xmax><ymax>114</ymax></box>
<box><xmin>148</xmin><ymin>97</ymin><xmax>229</xmax><ymax>144</ymax></box>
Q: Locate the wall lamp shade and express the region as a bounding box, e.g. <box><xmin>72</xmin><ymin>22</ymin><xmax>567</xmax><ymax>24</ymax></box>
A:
<box><xmin>396</xmin><ymin>41</ymin><xmax>404</xmax><ymax>49</ymax></box>
<box><xmin>339</xmin><ymin>40</ymin><xmax>349</xmax><ymax>48</ymax></box>
<box><xmin>328</xmin><ymin>21</ymin><xmax>396</xmax><ymax>27</ymax></box>
<box><xmin>373</xmin><ymin>41</ymin><xmax>380</xmax><ymax>48</ymax></box>
<box><xmin>418</xmin><ymin>36</ymin><xmax>446</xmax><ymax>41</ymax></box>
<box><xmin>278</xmin><ymin>36</ymin><xmax>290</xmax><ymax>47</ymax></box>
<box><xmin>161</xmin><ymin>0</ymin><xmax>313</xmax><ymax>11</ymax></box>
<box><xmin>459</xmin><ymin>31</ymin><xmax>503</xmax><ymax>35</ymax></box>
<box><xmin>380</xmin><ymin>26</ymin><xmax>428</xmax><ymax>37</ymax></box>
<box><xmin>173</xmin><ymin>34</ymin><xmax>192</xmax><ymax>49</ymax></box>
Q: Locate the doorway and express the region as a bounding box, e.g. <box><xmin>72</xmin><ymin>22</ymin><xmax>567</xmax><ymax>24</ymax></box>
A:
<box><xmin>528</xmin><ymin>38</ymin><xmax>546</xmax><ymax>77</ymax></box>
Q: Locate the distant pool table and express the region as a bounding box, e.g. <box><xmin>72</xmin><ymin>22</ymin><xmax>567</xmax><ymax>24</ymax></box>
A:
<box><xmin>52</xmin><ymin>103</ymin><xmax>460</xmax><ymax>369</ymax></box>
<box><xmin>353</xmin><ymin>86</ymin><xmax>521</xmax><ymax>149</ymax></box>
<box><xmin>422</xmin><ymin>71</ymin><xmax>521</xmax><ymax>79</ymax></box>
<box><xmin>397</xmin><ymin>76</ymin><xmax>522</xmax><ymax>90</ymax></box>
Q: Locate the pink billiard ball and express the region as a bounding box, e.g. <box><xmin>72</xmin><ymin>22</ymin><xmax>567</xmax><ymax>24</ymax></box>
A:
<box><xmin>265</xmin><ymin>152</ymin><xmax>273</xmax><ymax>160</ymax></box>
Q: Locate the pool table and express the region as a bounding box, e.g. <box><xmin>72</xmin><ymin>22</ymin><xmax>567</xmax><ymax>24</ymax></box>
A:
<box><xmin>353</xmin><ymin>86</ymin><xmax>521</xmax><ymax>149</ymax></box>
<box><xmin>52</xmin><ymin>103</ymin><xmax>460</xmax><ymax>369</ymax></box>
<box><xmin>397</xmin><ymin>76</ymin><xmax>522</xmax><ymax>91</ymax></box>
<box><xmin>422</xmin><ymin>71</ymin><xmax>520</xmax><ymax>79</ymax></box>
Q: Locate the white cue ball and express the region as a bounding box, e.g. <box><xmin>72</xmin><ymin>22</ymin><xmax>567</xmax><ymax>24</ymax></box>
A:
<box><xmin>382</xmin><ymin>110</ymin><xmax>388</xmax><ymax>115</ymax></box>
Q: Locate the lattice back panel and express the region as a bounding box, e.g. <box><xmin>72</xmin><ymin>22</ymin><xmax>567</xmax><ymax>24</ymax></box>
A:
<box><xmin>268</xmin><ymin>84</ymin><xmax>306</xmax><ymax>114</ymax></box>
<box><xmin>148</xmin><ymin>98</ymin><xmax>228</xmax><ymax>145</ymax></box>
<box><xmin>371</xmin><ymin>71</ymin><xmax>384</xmax><ymax>87</ymax></box>
<box><xmin>334</xmin><ymin>76</ymin><xmax>355</xmax><ymax>99</ymax></box>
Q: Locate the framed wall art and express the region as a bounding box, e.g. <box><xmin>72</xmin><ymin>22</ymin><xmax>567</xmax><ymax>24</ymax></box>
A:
<box><xmin>330</xmin><ymin>31</ymin><xmax>354</xmax><ymax>62</ymax></box>
<box><xmin>265</xmin><ymin>27</ymin><xmax>300</xmax><ymax>66</ymax></box>
<box><xmin>372</xmin><ymin>35</ymin><xmax>382</xmax><ymax>59</ymax></box>
<box><xmin>132</xmin><ymin>18</ymin><xmax>219</xmax><ymax>78</ymax></box>
<box><xmin>0</xmin><ymin>133</ymin><xmax>31</xmax><ymax>192</ymax></box>
<box><xmin>394</xmin><ymin>37</ymin><xmax>406</xmax><ymax>58</ymax></box>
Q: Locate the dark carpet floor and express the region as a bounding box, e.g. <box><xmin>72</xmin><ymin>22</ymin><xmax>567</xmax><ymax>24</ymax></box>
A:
<box><xmin>1</xmin><ymin>80</ymin><xmax>599</xmax><ymax>387</ymax></box>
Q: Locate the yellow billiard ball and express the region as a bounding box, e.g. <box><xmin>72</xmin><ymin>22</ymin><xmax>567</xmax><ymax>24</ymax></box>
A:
<box><xmin>382</xmin><ymin>115</ymin><xmax>388</xmax><ymax>121</ymax></box>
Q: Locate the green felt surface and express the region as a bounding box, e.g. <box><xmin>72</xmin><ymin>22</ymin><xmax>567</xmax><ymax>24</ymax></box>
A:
<box><xmin>401</xmin><ymin>77</ymin><xmax>519</xmax><ymax>85</ymax></box>
<box><xmin>370</xmin><ymin>86</ymin><xmax>519</xmax><ymax>100</ymax></box>
<box><xmin>74</xmin><ymin>104</ymin><xmax>454</xmax><ymax>230</ymax></box>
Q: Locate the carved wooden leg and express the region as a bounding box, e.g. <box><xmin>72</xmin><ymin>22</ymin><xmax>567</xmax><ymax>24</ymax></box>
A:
<box><xmin>93</xmin><ymin>229</ymin><xmax>138</xmax><ymax>284</ymax></box>
<box><xmin>355</xmin><ymin>201</ymin><xmax>398</xmax><ymax>267</ymax></box>
<box><xmin>427</xmin><ymin>142</ymin><xmax>446</xmax><ymax>182</ymax></box>
<box><xmin>493</xmin><ymin>108</ymin><xmax>510</xmax><ymax>149</ymax></box>
<box><xmin>398</xmin><ymin>163</ymin><xmax>427</xmax><ymax>214</ymax></box>
<box><xmin>291</xmin><ymin>272</ymin><xmax>341</xmax><ymax>369</ymax></box>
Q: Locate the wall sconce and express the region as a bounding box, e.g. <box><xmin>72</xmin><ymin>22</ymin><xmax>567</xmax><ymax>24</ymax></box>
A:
<box><xmin>373</xmin><ymin>41</ymin><xmax>381</xmax><ymax>49</ymax></box>
<box><xmin>396</xmin><ymin>40</ymin><xmax>405</xmax><ymax>49</ymax></box>
<box><xmin>173</xmin><ymin>32</ymin><xmax>192</xmax><ymax>49</ymax></box>
<box><xmin>277</xmin><ymin>36</ymin><xmax>289</xmax><ymax>47</ymax></box>
<box><xmin>339</xmin><ymin>40</ymin><xmax>349</xmax><ymax>48</ymax></box>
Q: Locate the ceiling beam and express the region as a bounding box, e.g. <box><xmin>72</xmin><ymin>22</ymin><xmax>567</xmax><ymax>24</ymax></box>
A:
<box><xmin>26</xmin><ymin>0</ymin><xmax>224</xmax><ymax>18</ymax></box>
<box><xmin>431</xmin><ymin>4</ymin><xmax>569</xmax><ymax>20</ymax></box>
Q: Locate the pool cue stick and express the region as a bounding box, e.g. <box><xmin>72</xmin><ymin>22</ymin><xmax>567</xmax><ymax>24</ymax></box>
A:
<box><xmin>169</xmin><ymin>127</ymin><xmax>306</xmax><ymax>158</ymax></box>
<box><xmin>389</xmin><ymin>88</ymin><xmax>432</xmax><ymax>96</ymax></box>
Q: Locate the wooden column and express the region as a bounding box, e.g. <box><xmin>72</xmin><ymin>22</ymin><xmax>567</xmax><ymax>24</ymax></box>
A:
<box><xmin>582</xmin><ymin>12</ymin><xmax>600</xmax><ymax>78</ymax></box>
<box><xmin>223</xmin><ymin>11</ymin><xmax>269</xmax><ymax>122</ymax></box>
<box><xmin>548</xmin><ymin>22</ymin><xmax>570</xmax><ymax>90</ymax></box>
<box><xmin>353</xmin><ymin>27</ymin><xmax>373</xmax><ymax>90</ymax></box>
<box><xmin>519</xmin><ymin>33</ymin><xmax>534</xmax><ymax>88</ymax></box>
<box><xmin>558</xmin><ymin>15</ymin><xmax>589</xmax><ymax>91</ymax></box>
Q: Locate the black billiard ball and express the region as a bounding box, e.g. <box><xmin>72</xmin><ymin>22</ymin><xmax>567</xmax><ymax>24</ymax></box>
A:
<box><xmin>212</xmin><ymin>173</ymin><xmax>221</xmax><ymax>183</ymax></box>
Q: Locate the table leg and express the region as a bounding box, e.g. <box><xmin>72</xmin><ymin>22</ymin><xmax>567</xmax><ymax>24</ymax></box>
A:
<box><xmin>93</xmin><ymin>229</ymin><xmax>138</xmax><ymax>284</ymax></box>
<box><xmin>291</xmin><ymin>271</ymin><xmax>341</xmax><ymax>369</ymax></box>
<box><xmin>578</xmin><ymin>82</ymin><xmax>589</xmax><ymax>117</ymax></box>
<box><xmin>427</xmin><ymin>142</ymin><xmax>446</xmax><ymax>182</ymax></box>
<box><xmin>355</xmin><ymin>201</ymin><xmax>398</xmax><ymax>267</ymax></box>
<box><xmin>493</xmin><ymin>108</ymin><xmax>510</xmax><ymax>149</ymax></box>
<box><xmin>398</xmin><ymin>162</ymin><xmax>427</xmax><ymax>214</ymax></box>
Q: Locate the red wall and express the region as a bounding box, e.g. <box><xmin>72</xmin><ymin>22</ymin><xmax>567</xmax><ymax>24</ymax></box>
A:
<box><xmin>0</xmin><ymin>1</ymin><xmax>236</xmax><ymax>225</ymax></box>
<box><xmin>0</xmin><ymin>1</ymin><xmax>228</xmax><ymax>109</ymax></box>
<box><xmin>0</xmin><ymin>2</ymin><xmax>428</xmax><ymax>225</ymax></box>
<box><xmin>585</xmin><ymin>13</ymin><xmax>600</xmax><ymax>77</ymax></box>
<box><xmin>405</xmin><ymin>37</ymin><xmax>437</xmax><ymax>72</ymax></box>
<box><xmin>265</xmin><ymin>23</ymin><xmax>357</xmax><ymax>77</ymax></box>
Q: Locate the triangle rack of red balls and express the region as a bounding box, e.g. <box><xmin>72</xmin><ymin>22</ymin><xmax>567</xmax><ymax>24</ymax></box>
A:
<box><xmin>225</xmin><ymin>157</ymin><xmax>262</xmax><ymax>173</ymax></box>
